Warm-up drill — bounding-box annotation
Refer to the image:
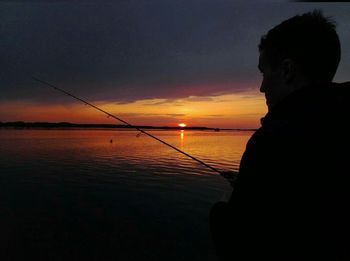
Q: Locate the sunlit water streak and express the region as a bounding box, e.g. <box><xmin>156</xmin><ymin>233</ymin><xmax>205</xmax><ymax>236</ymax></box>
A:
<box><xmin>0</xmin><ymin>129</ymin><xmax>252</xmax><ymax>261</ymax></box>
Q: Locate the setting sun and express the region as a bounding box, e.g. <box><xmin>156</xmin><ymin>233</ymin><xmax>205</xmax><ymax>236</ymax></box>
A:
<box><xmin>178</xmin><ymin>123</ymin><xmax>187</xmax><ymax>128</ymax></box>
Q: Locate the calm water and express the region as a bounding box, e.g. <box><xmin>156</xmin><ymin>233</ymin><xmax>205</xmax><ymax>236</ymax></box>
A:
<box><xmin>0</xmin><ymin>129</ymin><xmax>252</xmax><ymax>261</ymax></box>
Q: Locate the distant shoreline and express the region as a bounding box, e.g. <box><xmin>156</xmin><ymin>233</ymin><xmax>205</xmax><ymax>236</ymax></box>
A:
<box><xmin>0</xmin><ymin>121</ymin><xmax>256</xmax><ymax>131</ymax></box>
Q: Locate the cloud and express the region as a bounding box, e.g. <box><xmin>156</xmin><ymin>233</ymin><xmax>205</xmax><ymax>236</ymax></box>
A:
<box><xmin>206</xmin><ymin>114</ymin><xmax>225</xmax><ymax>118</ymax></box>
<box><xmin>0</xmin><ymin>1</ymin><xmax>349</xmax><ymax>105</ymax></box>
<box><xmin>0</xmin><ymin>1</ymin><xmax>261</xmax><ymax>103</ymax></box>
<box><xmin>114</xmin><ymin>112</ymin><xmax>186</xmax><ymax>118</ymax></box>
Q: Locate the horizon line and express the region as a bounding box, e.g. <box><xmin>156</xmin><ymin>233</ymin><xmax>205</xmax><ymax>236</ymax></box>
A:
<box><xmin>0</xmin><ymin>121</ymin><xmax>257</xmax><ymax>131</ymax></box>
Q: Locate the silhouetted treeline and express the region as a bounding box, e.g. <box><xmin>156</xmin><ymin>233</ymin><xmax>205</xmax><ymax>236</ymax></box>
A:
<box><xmin>0</xmin><ymin>121</ymin><xmax>255</xmax><ymax>131</ymax></box>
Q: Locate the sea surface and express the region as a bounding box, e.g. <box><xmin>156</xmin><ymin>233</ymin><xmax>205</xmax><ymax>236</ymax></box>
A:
<box><xmin>0</xmin><ymin>129</ymin><xmax>252</xmax><ymax>261</ymax></box>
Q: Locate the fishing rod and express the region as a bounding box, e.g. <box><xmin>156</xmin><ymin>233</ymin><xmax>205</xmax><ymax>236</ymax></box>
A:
<box><xmin>32</xmin><ymin>77</ymin><xmax>229</xmax><ymax>178</ymax></box>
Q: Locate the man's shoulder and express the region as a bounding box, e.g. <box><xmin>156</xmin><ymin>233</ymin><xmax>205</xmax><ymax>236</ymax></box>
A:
<box><xmin>331</xmin><ymin>82</ymin><xmax>350</xmax><ymax>109</ymax></box>
<box><xmin>243</xmin><ymin>126</ymin><xmax>284</xmax><ymax>157</ymax></box>
<box><xmin>332</xmin><ymin>81</ymin><xmax>350</xmax><ymax>89</ymax></box>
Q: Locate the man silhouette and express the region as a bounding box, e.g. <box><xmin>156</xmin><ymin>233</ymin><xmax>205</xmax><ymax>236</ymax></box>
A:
<box><xmin>211</xmin><ymin>10</ymin><xmax>350</xmax><ymax>261</ymax></box>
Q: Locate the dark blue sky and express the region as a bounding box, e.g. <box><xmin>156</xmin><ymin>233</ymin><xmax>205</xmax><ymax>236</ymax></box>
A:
<box><xmin>1</xmin><ymin>1</ymin><xmax>349</xmax><ymax>104</ymax></box>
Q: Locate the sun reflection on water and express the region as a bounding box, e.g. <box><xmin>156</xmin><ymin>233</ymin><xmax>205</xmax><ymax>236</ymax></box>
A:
<box><xmin>180</xmin><ymin>130</ymin><xmax>184</xmax><ymax>148</ymax></box>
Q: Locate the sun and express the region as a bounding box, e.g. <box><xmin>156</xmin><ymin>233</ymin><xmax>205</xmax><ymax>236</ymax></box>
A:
<box><xmin>178</xmin><ymin>123</ymin><xmax>187</xmax><ymax>128</ymax></box>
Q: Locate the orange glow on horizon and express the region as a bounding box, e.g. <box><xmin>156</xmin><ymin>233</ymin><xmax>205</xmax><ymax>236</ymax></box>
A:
<box><xmin>0</xmin><ymin>90</ymin><xmax>267</xmax><ymax>129</ymax></box>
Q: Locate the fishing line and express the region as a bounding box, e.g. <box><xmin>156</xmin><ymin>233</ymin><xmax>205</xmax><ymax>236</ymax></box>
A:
<box><xmin>32</xmin><ymin>77</ymin><xmax>226</xmax><ymax>177</ymax></box>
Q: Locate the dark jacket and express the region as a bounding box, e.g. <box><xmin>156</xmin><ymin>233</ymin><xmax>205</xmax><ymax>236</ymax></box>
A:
<box><xmin>210</xmin><ymin>82</ymin><xmax>350</xmax><ymax>261</ymax></box>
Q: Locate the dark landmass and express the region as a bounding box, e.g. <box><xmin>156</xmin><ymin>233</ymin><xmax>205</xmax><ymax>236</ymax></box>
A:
<box><xmin>0</xmin><ymin>121</ymin><xmax>256</xmax><ymax>131</ymax></box>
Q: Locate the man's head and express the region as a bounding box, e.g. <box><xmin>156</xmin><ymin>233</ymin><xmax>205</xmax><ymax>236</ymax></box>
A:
<box><xmin>258</xmin><ymin>10</ymin><xmax>341</xmax><ymax>110</ymax></box>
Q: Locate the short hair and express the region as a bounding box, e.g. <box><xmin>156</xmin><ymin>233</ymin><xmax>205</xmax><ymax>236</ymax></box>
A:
<box><xmin>259</xmin><ymin>10</ymin><xmax>341</xmax><ymax>83</ymax></box>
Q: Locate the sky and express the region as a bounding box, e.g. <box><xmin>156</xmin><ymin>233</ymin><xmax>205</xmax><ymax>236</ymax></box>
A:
<box><xmin>1</xmin><ymin>1</ymin><xmax>349</xmax><ymax>129</ymax></box>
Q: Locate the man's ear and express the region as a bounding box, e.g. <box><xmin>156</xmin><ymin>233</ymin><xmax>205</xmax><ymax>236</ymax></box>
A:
<box><xmin>281</xmin><ymin>59</ymin><xmax>296</xmax><ymax>83</ymax></box>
